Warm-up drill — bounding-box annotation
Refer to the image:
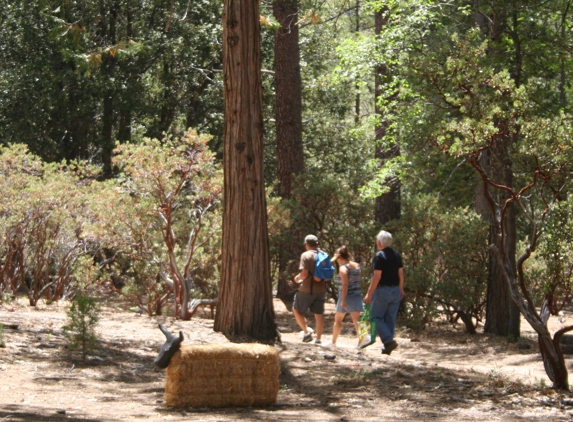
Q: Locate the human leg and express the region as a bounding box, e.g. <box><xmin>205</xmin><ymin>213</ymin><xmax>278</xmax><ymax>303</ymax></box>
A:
<box><xmin>293</xmin><ymin>308</ymin><xmax>308</xmax><ymax>332</ymax></box>
<box><xmin>293</xmin><ymin>292</ymin><xmax>313</xmax><ymax>342</ymax></box>
<box><xmin>309</xmin><ymin>293</ymin><xmax>327</xmax><ymax>341</ymax></box>
<box><xmin>350</xmin><ymin>311</ymin><xmax>361</xmax><ymax>333</ymax></box>
<box><xmin>314</xmin><ymin>313</ymin><xmax>325</xmax><ymax>340</ymax></box>
<box><xmin>370</xmin><ymin>288</ymin><xmax>390</xmax><ymax>344</ymax></box>
<box><xmin>331</xmin><ymin>312</ymin><xmax>345</xmax><ymax>343</ymax></box>
<box><xmin>372</xmin><ymin>286</ymin><xmax>401</xmax><ymax>352</ymax></box>
<box><xmin>383</xmin><ymin>288</ymin><xmax>401</xmax><ymax>342</ymax></box>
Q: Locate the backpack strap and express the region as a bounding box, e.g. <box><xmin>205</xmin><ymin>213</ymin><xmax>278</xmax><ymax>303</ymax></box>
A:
<box><xmin>310</xmin><ymin>249</ymin><xmax>318</xmax><ymax>295</ymax></box>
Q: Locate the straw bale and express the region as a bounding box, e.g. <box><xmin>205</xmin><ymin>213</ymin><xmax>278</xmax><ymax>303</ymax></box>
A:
<box><xmin>164</xmin><ymin>343</ymin><xmax>280</xmax><ymax>408</ymax></box>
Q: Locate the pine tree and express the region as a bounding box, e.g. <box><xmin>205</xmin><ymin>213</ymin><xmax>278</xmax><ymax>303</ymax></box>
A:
<box><xmin>62</xmin><ymin>292</ymin><xmax>101</xmax><ymax>362</ymax></box>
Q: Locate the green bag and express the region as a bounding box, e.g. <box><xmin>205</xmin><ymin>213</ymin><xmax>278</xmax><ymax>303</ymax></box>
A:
<box><xmin>357</xmin><ymin>304</ymin><xmax>377</xmax><ymax>349</ymax></box>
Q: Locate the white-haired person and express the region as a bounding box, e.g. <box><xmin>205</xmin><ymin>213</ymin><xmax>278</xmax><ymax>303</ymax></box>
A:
<box><xmin>364</xmin><ymin>230</ymin><xmax>405</xmax><ymax>355</ymax></box>
<box><xmin>324</xmin><ymin>245</ymin><xmax>363</xmax><ymax>347</ymax></box>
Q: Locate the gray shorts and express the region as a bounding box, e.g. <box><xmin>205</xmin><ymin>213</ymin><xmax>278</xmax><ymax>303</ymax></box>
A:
<box><xmin>293</xmin><ymin>291</ymin><xmax>327</xmax><ymax>315</ymax></box>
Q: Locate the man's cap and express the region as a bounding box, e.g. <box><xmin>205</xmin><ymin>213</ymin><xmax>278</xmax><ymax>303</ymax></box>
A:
<box><xmin>304</xmin><ymin>235</ymin><xmax>318</xmax><ymax>244</ymax></box>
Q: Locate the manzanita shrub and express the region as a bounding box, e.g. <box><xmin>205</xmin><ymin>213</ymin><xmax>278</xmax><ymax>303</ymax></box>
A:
<box><xmin>0</xmin><ymin>144</ymin><xmax>95</xmax><ymax>306</ymax></box>
<box><xmin>88</xmin><ymin>130</ymin><xmax>223</xmax><ymax>318</ymax></box>
<box><xmin>387</xmin><ymin>195</ymin><xmax>489</xmax><ymax>333</ymax></box>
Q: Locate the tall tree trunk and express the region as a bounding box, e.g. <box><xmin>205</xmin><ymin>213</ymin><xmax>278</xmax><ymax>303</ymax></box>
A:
<box><xmin>480</xmin><ymin>141</ymin><xmax>520</xmax><ymax>337</ymax></box>
<box><xmin>354</xmin><ymin>0</ymin><xmax>360</xmax><ymax>124</ymax></box>
<box><xmin>100</xmin><ymin>1</ymin><xmax>117</xmax><ymax>178</ymax></box>
<box><xmin>273</xmin><ymin>0</ymin><xmax>304</xmax><ymax>200</ymax></box>
<box><xmin>374</xmin><ymin>8</ymin><xmax>400</xmax><ymax>224</ymax></box>
<box><xmin>214</xmin><ymin>0</ymin><xmax>277</xmax><ymax>341</ymax></box>
<box><xmin>472</xmin><ymin>2</ymin><xmax>519</xmax><ymax>337</ymax></box>
<box><xmin>273</xmin><ymin>0</ymin><xmax>304</xmax><ymax>307</ymax></box>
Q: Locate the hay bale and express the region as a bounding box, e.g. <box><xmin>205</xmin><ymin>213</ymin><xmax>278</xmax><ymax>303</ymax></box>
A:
<box><xmin>164</xmin><ymin>343</ymin><xmax>280</xmax><ymax>408</ymax></box>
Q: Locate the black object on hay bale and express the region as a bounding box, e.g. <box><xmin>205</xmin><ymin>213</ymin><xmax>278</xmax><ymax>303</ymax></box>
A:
<box><xmin>154</xmin><ymin>324</ymin><xmax>184</xmax><ymax>369</ymax></box>
<box><xmin>164</xmin><ymin>343</ymin><xmax>280</xmax><ymax>408</ymax></box>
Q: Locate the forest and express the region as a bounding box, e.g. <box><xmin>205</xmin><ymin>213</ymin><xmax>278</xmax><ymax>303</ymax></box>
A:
<box><xmin>1</xmin><ymin>0</ymin><xmax>573</xmax><ymax>398</ymax></box>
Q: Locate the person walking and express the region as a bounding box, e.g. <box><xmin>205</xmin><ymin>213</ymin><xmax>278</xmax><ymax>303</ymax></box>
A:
<box><xmin>364</xmin><ymin>230</ymin><xmax>404</xmax><ymax>355</ymax></box>
<box><xmin>324</xmin><ymin>246</ymin><xmax>363</xmax><ymax>347</ymax></box>
<box><xmin>292</xmin><ymin>235</ymin><xmax>327</xmax><ymax>344</ymax></box>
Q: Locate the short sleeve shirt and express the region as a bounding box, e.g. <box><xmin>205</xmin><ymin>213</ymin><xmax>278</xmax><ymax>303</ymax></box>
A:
<box><xmin>299</xmin><ymin>250</ymin><xmax>326</xmax><ymax>294</ymax></box>
<box><xmin>372</xmin><ymin>247</ymin><xmax>403</xmax><ymax>287</ymax></box>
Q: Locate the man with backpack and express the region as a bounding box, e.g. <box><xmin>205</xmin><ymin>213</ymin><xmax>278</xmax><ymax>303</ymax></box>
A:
<box><xmin>292</xmin><ymin>235</ymin><xmax>334</xmax><ymax>344</ymax></box>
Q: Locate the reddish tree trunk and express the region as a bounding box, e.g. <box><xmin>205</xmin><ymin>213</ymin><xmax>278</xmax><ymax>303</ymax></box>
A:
<box><xmin>214</xmin><ymin>0</ymin><xmax>277</xmax><ymax>340</ymax></box>
<box><xmin>273</xmin><ymin>0</ymin><xmax>305</xmax><ymax>308</ymax></box>
<box><xmin>273</xmin><ymin>0</ymin><xmax>304</xmax><ymax>200</ymax></box>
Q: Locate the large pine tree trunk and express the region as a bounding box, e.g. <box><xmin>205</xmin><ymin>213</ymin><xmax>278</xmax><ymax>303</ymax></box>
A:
<box><xmin>273</xmin><ymin>0</ymin><xmax>304</xmax><ymax>200</ymax></box>
<box><xmin>273</xmin><ymin>0</ymin><xmax>304</xmax><ymax>307</ymax></box>
<box><xmin>214</xmin><ymin>0</ymin><xmax>277</xmax><ymax>341</ymax></box>
<box><xmin>374</xmin><ymin>8</ymin><xmax>400</xmax><ymax>224</ymax></box>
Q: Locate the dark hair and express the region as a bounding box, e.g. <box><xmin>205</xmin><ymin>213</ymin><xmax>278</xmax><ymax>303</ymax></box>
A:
<box><xmin>335</xmin><ymin>245</ymin><xmax>351</xmax><ymax>260</ymax></box>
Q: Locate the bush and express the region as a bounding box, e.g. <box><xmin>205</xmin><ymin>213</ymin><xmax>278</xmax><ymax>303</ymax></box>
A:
<box><xmin>387</xmin><ymin>195</ymin><xmax>489</xmax><ymax>333</ymax></box>
<box><xmin>89</xmin><ymin>130</ymin><xmax>223</xmax><ymax>318</ymax></box>
<box><xmin>273</xmin><ymin>173</ymin><xmax>377</xmax><ymax>300</ymax></box>
<box><xmin>62</xmin><ymin>292</ymin><xmax>101</xmax><ymax>362</ymax></box>
<box><xmin>0</xmin><ymin>144</ymin><xmax>96</xmax><ymax>305</ymax></box>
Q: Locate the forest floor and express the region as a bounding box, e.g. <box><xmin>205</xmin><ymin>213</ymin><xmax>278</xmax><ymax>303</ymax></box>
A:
<box><xmin>1</xmin><ymin>293</ymin><xmax>573</xmax><ymax>421</ymax></box>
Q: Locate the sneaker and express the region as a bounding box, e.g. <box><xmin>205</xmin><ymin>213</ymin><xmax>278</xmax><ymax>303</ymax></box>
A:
<box><xmin>314</xmin><ymin>338</ymin><xmax>322</xmax><ymax>345</ymax></box>
<box><xmin>302</xmin><ymin>332</ymin><xmax>313</xmax><ymax>343</ymax></box>
<box><xmin>382</xmin><ymin>340</ymin><xmax>398</xmax><ymax>355</ymax></box>
<box><xmin>322</xmin><ymin>341</ymin><xmax>337</xmax><ymax>348</ymax></box>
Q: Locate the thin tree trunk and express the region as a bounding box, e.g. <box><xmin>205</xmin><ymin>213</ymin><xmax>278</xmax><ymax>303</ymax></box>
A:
<box><xmin>214</xmin><ymin>0</ymin><xmax>276</xmax><ymax>341</ymax></box>
<box><xmin>100</xmin><ymin>1</ymin><xmax>116</xmax><ymax>177</ymax></box>
<box><xmin>374</xmin><ymin>8</ymin><xmax>399</xmax><ymax>224</ymax></box>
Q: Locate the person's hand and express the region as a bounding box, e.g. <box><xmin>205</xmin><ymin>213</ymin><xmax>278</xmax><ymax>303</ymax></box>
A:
<box><xmin>341</xmin><ymin>301</ymin><xmax>347</xmax><ymax>311</ymax></box>
<box><xmin>364</xmin><ymin>293</ymin><xmax>371</xmax><ymax>304</ymax></box>
<box><xmin>400</xmin><ymin>288</ymin><xmax>405</xmax><ymax>300</ymax></box>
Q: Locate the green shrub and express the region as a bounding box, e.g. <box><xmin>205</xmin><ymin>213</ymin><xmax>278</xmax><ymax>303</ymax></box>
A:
<box><xmin>62</xmin><ymin>292</ymin><xmax>101</xmax><ymax>362</ymax></box>
<box><xmin>88</xmin><ymin>130</ymin><xmax>222</xmax><ymax>319</ymax></box>
<box><xmin>387</xmin><ymin>195</ymin><xmax>489</xmax><ymax>333</ymax></box>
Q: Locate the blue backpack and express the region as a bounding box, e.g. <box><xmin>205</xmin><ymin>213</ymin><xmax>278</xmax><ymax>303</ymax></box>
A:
<box><xmin>313</xmin><ymin>250</ymin><xmax>335</xmax><ymax>282</ymax></box>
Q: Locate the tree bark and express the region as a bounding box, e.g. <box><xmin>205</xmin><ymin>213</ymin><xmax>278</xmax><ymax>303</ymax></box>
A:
<box><xmin>374</xmin><ymin>8</ymin><xmax>400</xmax><ymax>224</ymax></box>
<box><xmin>273</xmin><ymin>0</ymin><xmax>304</xmax><ymax>200</ymax></box>
<box><xmin>473</xmin><ymin>2</ymin><xmax>519</xmax><ymax>337</ymax></box>
<box><xmin>480</xmin><ymin>143</ymin><xmax>520</xmax><ymax>337</ymax></box>
<box><xmin>214</xmin><ymin>0</ymin><xmax>277</xmax><ymax>341</ymax></box>
<box><xmin>272</xmin><ymin>0</ymin><xmax>304</xmax><ymax>307</ymax></box>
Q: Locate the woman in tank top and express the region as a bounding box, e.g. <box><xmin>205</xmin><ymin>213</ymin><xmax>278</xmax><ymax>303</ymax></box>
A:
<box><xmin>324</xmin><ymin>245</ymin><xmax>364</xmax><ymax>347</ymax></box>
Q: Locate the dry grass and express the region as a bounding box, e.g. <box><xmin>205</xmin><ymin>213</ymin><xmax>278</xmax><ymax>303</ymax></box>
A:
<box><xmin>164</xmin><ymin>343</ymin><xmax>280</xmax><ymax>408</ymax></box>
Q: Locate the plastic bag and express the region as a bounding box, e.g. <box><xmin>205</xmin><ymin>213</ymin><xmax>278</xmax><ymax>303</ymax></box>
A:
<box><xmin>357</xmin><ymin>304</ymin><xmax>376</xmax><ymax>349</ymax></box>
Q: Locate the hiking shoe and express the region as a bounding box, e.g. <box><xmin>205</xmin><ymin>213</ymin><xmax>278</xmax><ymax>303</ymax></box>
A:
<box><xmin>314</xmin><ymin>338</ymin><xmax>322</xmax><ymax>345</ymax></box>
<box><xmin>322</xmin><ymin>341</ymin><xmax>337</xmax><ymax>348</ymax></box>
<box><xmin>382</xmin><ymin>341</ymin><xmax>398</xmax><ymax>355</ymax></box>
<box><xmin>302</xmin><ymin>332</ymin><xmax>313</xmax><ymax>343</ymax></box>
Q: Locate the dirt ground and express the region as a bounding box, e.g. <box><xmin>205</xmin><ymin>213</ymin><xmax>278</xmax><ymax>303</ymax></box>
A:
<box><xmin>1</xmin><ymin>294</ymin><xmax>573</xmax><ymax>422</ymax></box>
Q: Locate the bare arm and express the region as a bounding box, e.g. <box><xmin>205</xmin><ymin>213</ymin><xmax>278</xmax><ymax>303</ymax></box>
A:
<box><xmin>294</xmin><ymin>268</ymin><xmax>309</xmax><ymax>284</ymax></box>
<box><xmin>364</xmin><ymin>270</ymin><xmax>382</xmax><ymax>304</ymax></box>
<box><xmin>339</xmin><ymin>266</ymin><xmax>349</xmax><ymax>310</ymax></box>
